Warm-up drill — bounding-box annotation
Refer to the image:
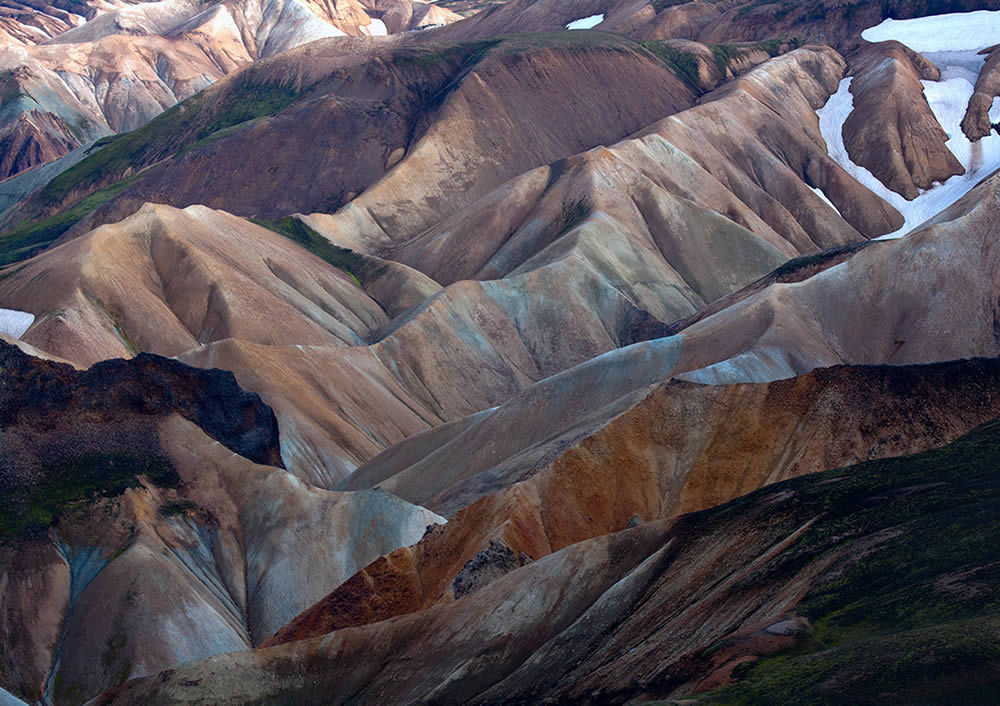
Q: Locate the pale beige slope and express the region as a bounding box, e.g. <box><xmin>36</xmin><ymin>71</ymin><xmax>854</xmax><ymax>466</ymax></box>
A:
<box><xmin>176</xmin><ymin>280</ymin><xmax>546</xmax><ymax>486</ymax></box>
<box><xmin>2</xmin><ymin>199</ymin><xmax>667</xmax><ymax>487</ymax></box>
<box><xmin>674</xmin><ymin>169</ymin><xmax>1000</xmax><ymax>385</ymax></box>
<box><xmin>0</xmin><ymin>415</ymin><xmax>442</xmax><ymax>705</ymax></box>
<box><xmin>0</xmin><ymin>203</ymin><xmax>388</xmax><ymax>366</ymax></box>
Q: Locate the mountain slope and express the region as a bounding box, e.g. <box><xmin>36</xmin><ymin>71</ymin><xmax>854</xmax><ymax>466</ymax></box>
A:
<box><xmin>95</xmin><ymin>413</ymin><xmax>1000</xmax><ymax>705</ymax></box>
<box><xmin>0</xmin><ymin>341</ymin><xmax>442</xmax><ymax>704</ymax></box>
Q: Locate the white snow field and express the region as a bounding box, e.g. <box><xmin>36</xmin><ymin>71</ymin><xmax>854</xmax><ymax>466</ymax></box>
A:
<box><xmin>0</xmin><ymin>309</ymin><xmax>33</xmax><ymax>338</ymax></box>
<box><xmin>566</xmin><ymin>13</ymin><xmax>603</xmax><ymax>30</ymax></box>
<box><xmin>861</xmin><ymin>10</ymin><xmax>1000</xmax><ymax>52</ymax></box>
<box><xmin>817</xmin><ymin>10</ymin><xmax>1000</xmax><ymax>238</ymax></box>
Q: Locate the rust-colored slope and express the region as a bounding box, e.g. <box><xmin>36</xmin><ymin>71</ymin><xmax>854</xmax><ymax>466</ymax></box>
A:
<box><xmin>99</xmin><ymin>416</ymin><xmax>1000</xmax><ymax>704</ymax></box>
<box><xmin>272</xmin><ymin>358</ymin><xmax>1000</xmax><ymax>644</ymax></box>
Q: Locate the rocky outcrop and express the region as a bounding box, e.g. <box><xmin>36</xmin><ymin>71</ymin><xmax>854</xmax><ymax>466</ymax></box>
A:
<box><xmin>0</xmin><ymin>343</ymin><xmax>442</xmax><ymax>704</ymax></box>
<box><xmin>0</xmin><ymin>339</ymin><xmax>282</xmax><ymax>467</ymax></box>
<box><xmin>844</xmin><ymin>40</ymin><xmax>963</xmax><ymax>199</ymax></box>
<box><xmin>962</xmin><ymin>44</ymin><xmax>1000</xmax><ymax>141</ymax></box>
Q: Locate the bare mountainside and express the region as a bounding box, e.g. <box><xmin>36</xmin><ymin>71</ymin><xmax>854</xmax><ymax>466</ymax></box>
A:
<box><xmin>0</xmin><ymin>0</ymin><xmax>462</xmax><ymax>180</ymax></box>
<box><xmin>3</xmin><ymin>1</ymin><xmax>1000</xmax><ymax>705</ymax></box>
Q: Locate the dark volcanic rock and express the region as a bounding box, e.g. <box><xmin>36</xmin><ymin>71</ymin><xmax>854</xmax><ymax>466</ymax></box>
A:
<box><xmin>0</xmin><ymin>341</ymin><xmax>283</xmax><ymax>467</ymax></box>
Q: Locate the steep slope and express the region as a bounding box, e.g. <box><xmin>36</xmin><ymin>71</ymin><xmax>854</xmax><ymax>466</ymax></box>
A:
<box><xmin>272</xmin><ymin>357</ymin><xmax>1000</xmax><ymax>643</ymax></box>
<box><xmin>0</xmin><ymin>31</ymin><xmax>698</xmax><ymax>260</ymax></box>
<box><xmin>962</xmin><ymin>43</ymin><xmax>1000</xmax><ymax>140</ymax></box>
<box><xmin>843</xmin><ymin>40</ymin><xmax>964</xmax><ymax>199</ymax></box>
<box><xmin>0</xmin><ymin>0</ymin><xmax>461</xmax><ymax>181</ymax></box>
<box><xmin>0</xmin><ymin>47</ymin><xmax>914</xmax><ymax>489</ymax></box>
<box><xmin>0</xmin><ymin>203</ymin><xmax>389</xmax><ymax>365</ymax></box>
<box><xmin>372</xmin><ymin>44</ymin><xmax>900</xmax><ymax>317</ymax></box>
<box><xmin>671</xmin><ymin>167</ymin><xmax>1000</xmax><ymax>385</ymax></box>
<box><xmin>303</xmin><ymin>44</ymin><xmax>904</xmax><ymax>256</ymax></box>
<box><xmin>0</xmin><ymin>342</ymin><xmax>442</xmax><ymax>704</ymax></box>
<box><xmin>820</xmin><ymin>9</ymin><xmax>1000</xmax><ymax>237</ymax></box>
<box><xmin>97</xmin><ymin>414</ymin><xmax>1000</xmax><ymax>705</ymax></box>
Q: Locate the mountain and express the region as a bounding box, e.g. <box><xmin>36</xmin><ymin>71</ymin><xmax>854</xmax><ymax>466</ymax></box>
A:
<box><xmin>0</xmin><ymin>0</ymin><xmax>462</xmax><ymax>181</ymax></box>
<box><xmin>0</xmin><ymin>341</ymin><xmax>442</xmax><ymax>703</ymax></box>
<box><xmin>3</xmin><ymin>1</ymin><xmax>1000</xmax><ymax>704</ymax></box>
<box><xmin>96</xmin><ymin>415</ymin><xmax>1000</xmax><ymax>705</ymax></box>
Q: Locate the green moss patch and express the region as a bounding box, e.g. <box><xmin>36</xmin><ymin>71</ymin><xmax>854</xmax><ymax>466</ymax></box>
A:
<box><xmin>251</xmin><ymin>216</ymin><xmax>365</xmax><ymax>287</ymax></box>
<box><xmin>1</xmin><ymin>451</ymin><xmax>178</xmax><ymax>541</ymax></box>
<box><xmin>0</xmin><ymin>171</ymin><xmax>147</xmax><ymax>266</ymax></box>
<box><xmin>702</xmin><ymin>418</ymin><xmax>1000</xmax><ymax>702</ymax></box>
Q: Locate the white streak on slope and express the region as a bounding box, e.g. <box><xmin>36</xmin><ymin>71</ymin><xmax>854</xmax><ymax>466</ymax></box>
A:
<box><xmin>0</xmin><ymin>309</ymin><xmax>33</xmax><ymax>338</ymax></box>
<box><xmin>566</xmin><ymin>14</ymin><xmax>603</xmax><ymax>30</ymax></box>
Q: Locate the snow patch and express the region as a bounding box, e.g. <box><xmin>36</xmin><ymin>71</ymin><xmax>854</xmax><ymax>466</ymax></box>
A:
<box><xmin>862</xmin><ymin>10</ymin><xmax>1000</xmax><ymax>53</ymax></box>
<box><xmin>566</xmin><ymin>14</ymin><xmax>603</xmax><ymax>30</ymax></box>
<box><xmin>361</xmin><ymin>18</ymin><xmax>387</xmax><ymax>36</ymax></box>
<box><xmin>811</xmin><ymin>187</ymin><xmax>841</xmax><ymax>216</ymax></box>
<box><xmin>818</xmin><ymin>65</ymin><xmax>1000</xmax><ymax>239</ymax></box>
<box><xmin>0</xmin><ymin>309</ymin><xmax>34</xmax><ymax>338</ymax></box>
<box><xmin>0</xmin><ymin>687</ymin><xmax>28</xmax><ymax>706</ymax></box>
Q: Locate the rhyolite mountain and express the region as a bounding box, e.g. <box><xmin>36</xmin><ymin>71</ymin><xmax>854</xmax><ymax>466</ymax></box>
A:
<box><xmin>3</xmin><ymin>0</ymin><xmax>1000</xmax><ymax>704</ymax></box>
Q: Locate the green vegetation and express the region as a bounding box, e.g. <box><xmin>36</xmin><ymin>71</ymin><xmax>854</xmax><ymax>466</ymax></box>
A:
<box><xmin>193</xmin><ymin>81</ymin><xmax>300</xmax><ymax>141</ymax></box>
<box><xmin>711</xmin><ymin>38</ymin><xmax>802</xmax><ymax>73</ymax></box>
<box><xmin>701</xmin><ymin>418</ymin><xmax>1000</xmax><ymax>702</ymax></box>
<box><xmin>0</xmin><ymin>76</ymin><xmax>310</xmax><ymax>267</ymax></box>
<box><xmin>159</xmin><ymin>500</ymin><xmax>198</xmax><ymax>517</ymax></box>
<box><xmin>250</xmin><ymin>216</ymin><xmax>365</xmax><ymax>287</ymax></box>
<box><xmin>771</xmin><ymin>240</ymin><xmax>867</xmax><ymax>278</ymax></box>
<box><xmin>38</xmin><ymin>79</ymin><xmax>303</xmax><ymax>208</ymax></box>
<box><xmin>651</xmin><ymin>0</ymin><xmax>692</xmax><ymax>11</ymax></box>
<box><xmin>0</xmin><ymin>171</ymin><xmax>147</xmax><ymax>266</ymax></box>
<box><xmin>390</xmin><ymin>39</ymin><xmax>499</xmax><ymax>70</ymax></box>
<box><xmin>640</xmin><ymin>41</ymin><xmax>702</xmax><ymax>90</ymax></box>
<box><xmin>1</xmin><ymin>451</ymin><xmax>178</xmax><ymax>542</ymax></box>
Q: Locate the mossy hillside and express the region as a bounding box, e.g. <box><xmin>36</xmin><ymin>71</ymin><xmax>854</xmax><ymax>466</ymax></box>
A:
<box><xmin>250</xmin><ymin>216</ymin><xmax>365</xmax><ymax>287</ymax></box>
<box><xmin>709</xmin><ymin>38</ymin><xmax>801</xmax><ymax>72</ymax></box>
<box><xmin>700</xmin><ymin>418</ymin><xmax>1000</xmax><ymax>703</ymax></box>
<box><xmin>0</xmin><ymin>451</ymin><xmax>179</xmax><ymax>542</ymax></box>
<box><xmin>640</xmin><ymin>41</ymin><xmax>703</xmax><ymax>90</ymax></box>
<box><xmin>0</xmin><ymin>171</ymin><xmax>147</xmax><ymax>266</ymax></box>
<box><xmin>770</xmin><ymin>240</ymin><xmax>868</xmax><ymax>278</ymax></box>
<box><xmin>640</xmin><ymin>38</ymin><xmax>801</xmax><ymax>91</ymax></box>
<box><xmin>38</xmin><ymin>78</ymin><xmax>303</xmax><ymax>209</ymax></box>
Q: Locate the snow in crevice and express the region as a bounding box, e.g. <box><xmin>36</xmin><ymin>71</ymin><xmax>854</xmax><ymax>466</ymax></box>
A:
<box><xmin>360</xmin><ymin>18</ymin><xmax>387</xmax><ymax>36</ymax></box>
<box><xmin>566</xmin><ymin>14</ymin><xmax>603</xmax><ymax>30</ymax></box>
<box><xmin>0</xmin><ymin>308</ymin><xmax>33</xmax><ymax>338</ymax></box>
<box><xmin>811</xmin><ymin>187</ymin><xmax>841</xmax><ymax>216</ymax></box>
<box><xmin>818</xmin><ymin>10</ymin><xmax>1000</xmax><ymax>239</ymax></box>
